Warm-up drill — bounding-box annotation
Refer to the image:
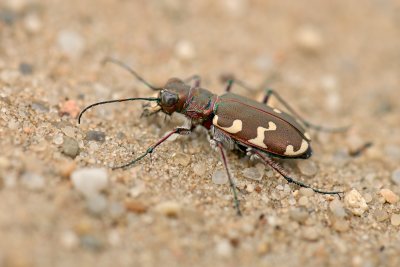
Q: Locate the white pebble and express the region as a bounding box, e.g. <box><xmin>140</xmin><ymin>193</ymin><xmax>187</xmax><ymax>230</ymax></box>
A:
<box><xmin>60</xmin><ymin>230</ymin><xmax>79</xmax><ymax>249</ymax></box>
<box><xmin>242</xmin><ymin>167</ymin><xmax>263</xmax><ymax>181</ymax></box>
<box><xmin>215</xmin><ymin>239</ymin><xmax>233</xmax><ymax>257</ymax></box>
<box><xmin>329</xmin><ymin>199</ymin><xmax>346</xmax><ymax>218</ymax></box>
<box><xmin>297</xmin><ymin>160</ymin><xmax>318</xmax><ymax>177</ymax></box>
<box><xmin>174</xmin><ymin>40</ymin><xmax>196</xmax><ymax>60</ymax></box>
<box><xmin>71</xmin><ymin>168</ymin><xmax>108</xmax><ymax>198</ymax></box>
<box><xmin>154</xmin><ymin>201</ymin><xmax>181</xmax><ymax>217</ymax></box>
<box><xmin>391</xmin><ymin>214</ymin><xmax>400</xmax><ymax>226</ymax></box>
<box><xmin>212</xmin><ymin>170</ymin><xmax>228</xmax><ymax>185</ymax></box>
<box><xmin>57</xmin><ymin>30</ymin><xmax>85</xmax><ymax>59</ymax></box>
<box><xmin>129</xmin><ymin>182</ymin><xmax>146</xmax><ymax>198</ymax></box>
<box><xmin>53</xmin><ymin>133</ymin><xmax>64</xmax><ymax>145</ymax></box>
<box><xmin>20</xmin><ymin>172</ymin><xmax>45</xmax><ymax>191</ymax></box>
<box><xmin>296</xmin><ymin>25</ymin><xmax>323</xmax><ymax>53</ymax></box>
<box><xmin>344</xmin><ymin>189</ymin><xmax>368</xmax><ymax>216</ymax></box>
<box><xmin>24</xmin><ymin>13</ymin><xmax>42</xmax><ymax>33</ymax></box>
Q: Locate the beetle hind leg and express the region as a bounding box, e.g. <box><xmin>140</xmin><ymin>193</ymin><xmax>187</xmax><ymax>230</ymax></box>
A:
<box><xmin>250</xmin><ymin>148</ymin><xmax>343</xmax><ymax>197</ymax></box>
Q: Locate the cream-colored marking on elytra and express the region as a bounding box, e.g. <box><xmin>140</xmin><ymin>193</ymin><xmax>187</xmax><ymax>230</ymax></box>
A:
<box><xmin>304</xmin><ymin>132</ymin><xmax>311</xmax><ymax>140</ymax></box>
<box><xmin>247</xmin><ymin>122</ymin><xmax>277</xmax><ymax>148</ymax></box>
<box><xmin>212</xmin><ymin>115</ymin><xmax>243</xmax><ymax>134</ymax></box>
<box><xmin>273</xmin><ymin>108</ymin><xmax>282</xmax><ymax>114</ymax></box>
<box><xmin>284</xmin><ymin>139</ymin><xmax>309</xmax><ymax>156</ymax></box>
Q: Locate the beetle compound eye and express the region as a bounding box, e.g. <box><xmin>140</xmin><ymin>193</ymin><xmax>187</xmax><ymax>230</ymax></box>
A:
<box><xmin>161</xmin><ymin>91</ymin><xmax>178</xmax><ymax>106</ymax></box>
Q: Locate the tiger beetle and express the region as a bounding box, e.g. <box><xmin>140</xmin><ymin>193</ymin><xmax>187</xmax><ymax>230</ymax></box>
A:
<box><xmin>78</xmin><ymin>58</ymin><xmax>347</xmax><ymax>216</ymax></box>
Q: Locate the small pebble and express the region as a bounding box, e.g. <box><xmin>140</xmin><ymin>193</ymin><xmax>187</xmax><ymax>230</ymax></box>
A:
<box><xmin>59</xmin><ymin>100</ymin><xmax>80</xmax><ymax>118</ymax></box>
<box><xmin>23</xmin><ymin>13</ymin><xmax>42</xmax><ymax>34</ymax></box>
<box><xmin>174</xmin><ymin>40</ymin><xmax>196</xmax><ymax>60</ymax></box>
<box><xmin>85</xmin><ymin>130</ymin><xmax>106</xmax><ymax>143</ymax></box>
<box><xmin>296</xmin><ymin>25</ymin><xmax>323</xmax><ymax>53</ymax></box>
<box><xmin>60</xmin><ymin>230</ymin><xmax>79</xmax><ymax>249</ymax></box>
<box><xmin>129</xmin><ymin>182</ymin><xmax>145</xmax><ymax>198</ymax></box>
<box><xmin>192</xmin><ymin>162</ymin><xmax>206</xmax><ymax>176</ymax></box>
<box><xmin>374</xmin><ymin>210</ymin><xmax>389</xmax><ymax>222</ymax></box>
<box><xmin>57</xmin><ymin>30</ymin><xmax>85</xmax><ymax>59</ymax></box>
<box><xmin>379</xmin><ymin>188</ymin><xmax>399</xmax><ymax>204</ymax></box>
<box><xmin>53</xmin><ymin>133</ymin><xmax>64</xmax><ymax>145</ymax></box>
<box><xmin>125</xmin><ymin>200</ymin><xmax>148</xmax><ymax>214</ymax></box>
<box><xmin>392</xmin><ymin>168</ymin><xmax>400</xmax><ymax>185</ymax></box>
<box><xmin>61</xmin><ymin>126</ymin><xmax>75</xmax><ymax>138</ymax></box>
<box><xmin>363</xmin><ymin>193</ymin><xmax>373</xmax><ymax>203</ymax></box>
<box><xmin>212</xmin><ymin>170</ymin><xmax>228</xmax><ymax>185</ymax></box>
<box><xmin>297</xmin><ymin>160</ymin><xmax>318</xmax><ymax>177</ymax></box>
<box><xmin>86</xmin><ymin>194</ymin><xmax>108</xmax><ymax>215</ymax></box>
<box><xmin>215</xmin><ymin>239</ymin><xmax>233</xmax><ymax>257</ymax></box>
<box><xmin>154</xmin><ymin>201</ymin><xmax>181</xmax><ymax>217</ymax></box>
<box><xmin>257</xmin><ymin>241</ymin><xmax>270</xmax><ymax>255</ymax></box>
<box><xmin>332</xmin><ymin>219</ymin><xmax>350</xmax><ymax>232</ymax></box>
<box><xmin>302</xmin><ymin>227</ymin><xmax>319</xmax><ymax>241</ymax></box>
<box><xmin>344</xmin><ymin>189</ymin><xmax>368</xmax><ymax>216</ymax></box>
<box><xmin>173</xmin><ymin>152</ymin><xmax>191</xmax><ymax>166</ymax></box>
<box><xmin>19</xmin><ymin>62</ymin><xmax>34</xmax><ymax>75</ymax></box>
<box><xmin>80</xmin><ymin>235</ymin><xmax>104</xmax><ymax>252</ymax></box>
<box><xmin>289</xmin><ymin>208</ymin><xmax>308</xmax><ymax>223</ymax></box>
<box><xmin>71</xmin><ymin>168</ymin><xmax>108</xmax><ymax>198</ymax></box>
<box><xmin>20</xmin><ymin>172</ymin><xmax>45</xmax><ymax>191</ymax></box>
<box><xmin>62</xmin><ymin>137</ymin><xmax>80</xmax><ymax>158</ymax></box>
<box><xmin>31</xmin><ymin>101</ymin><xmax>49</xmax><ymax>113</ymax></box>
<box><xmin>299</xmin><ymin>187</ymin><xmax>315</xmax><ymax>197</ymax></box>
<box><xmin>245</xmin><ymin>184</ymin><xmax>255</xmax><ymax>193</ymax></box>
<box><xmin>242</xmin><ymin>167</ymin><xmax>263</xmax><ymax>181</ymax></box>
<box><xmin>329</xmin><ymin>199</ymin><xmax>346</xmax><ymax>218</ymax></box>
<box><xmin>390</xmin><ymin>214</ymin><xmax>400</xmax><ymax>226</ymax></box>
<box><xmin>298</xmin><ymin>196</ymin><xmax>309</xmax><ymax>206</ymax></box>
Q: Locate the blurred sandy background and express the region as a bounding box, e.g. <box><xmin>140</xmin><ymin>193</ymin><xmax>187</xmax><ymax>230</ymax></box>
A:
<box><xmin>1</xmin><ymin>0</ymin><xmax>400</xmax><ymax>266</ymax></box>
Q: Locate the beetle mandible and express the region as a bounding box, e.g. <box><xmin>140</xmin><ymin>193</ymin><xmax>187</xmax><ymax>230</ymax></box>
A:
<box><xmin>79</xmin><ymin>58</ymin><xmax>346</xmax><ymax>216</ymax></box>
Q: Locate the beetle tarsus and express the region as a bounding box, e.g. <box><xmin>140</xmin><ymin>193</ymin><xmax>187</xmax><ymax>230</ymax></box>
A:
<box><xmin>251</xmin><ymin>149</ymin><xmax>343</xmax><ymax>197</ymax></box>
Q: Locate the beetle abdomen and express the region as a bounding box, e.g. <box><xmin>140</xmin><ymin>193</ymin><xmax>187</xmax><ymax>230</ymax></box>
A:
<box><xmin>212</xmin><ymin>93</ymin><xmax>311</xmax><ymax>158</ymax></box>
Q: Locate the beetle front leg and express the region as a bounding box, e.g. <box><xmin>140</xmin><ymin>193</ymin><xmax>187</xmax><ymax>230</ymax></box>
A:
<box><xmin>249</xmin><ymin>148</ymin><xmax>343</xmax><ymax>196</ymax></box>
<box><xmin>113</xmin><ymin>127</ymin><xmax>192</xmax><ymax>169</ymax></box>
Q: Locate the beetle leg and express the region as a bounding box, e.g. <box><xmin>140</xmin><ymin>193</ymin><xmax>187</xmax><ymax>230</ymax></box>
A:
<box><xmin>215</xmin><ymin>141</ymin><xmax>242</xmax><ymax>216</ymax></box>
<box><xmin>223</xmin><ymin>78</ymin><xmax>349</xmax><ymax>133</ymax></box>
<box><xmin>250</xmin><ymin>149</ymin><xmax>343</xmax><ymax>196</ymax></box>
<box><xmin>183</xmin><ymin>75</ymin><xmax>201</xmax><ymax>88</ymax></box>
<box><xmin>262</xmin><ymin>89</ymin><xmax>349</xmax><ymax>132</ymax></box>
<box><xmin>113</xmin><ymin>127</ymin><xmax>191</xmax><ymax>169</ymax></box>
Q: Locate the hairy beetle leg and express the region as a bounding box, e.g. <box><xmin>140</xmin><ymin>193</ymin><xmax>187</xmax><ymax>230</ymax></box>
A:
<box><xmin>250</xmin><ymin>149</ymin><xmax>343</xmax><ymax>197</ymax></box>
<box><xmin>216</xmin><ymin>141</ymin><xmax>242</xmax><ymax>216</ymax></box>
<box><xmin>113</xmin><ymin>127</ymin><xmax>191</xmax><ymax>170</ymax></box>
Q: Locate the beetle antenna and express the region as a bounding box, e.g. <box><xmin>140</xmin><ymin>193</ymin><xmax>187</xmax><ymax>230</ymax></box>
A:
<box><xmin>78</xmin><ymin>97</ymin><xmax>160</xmax><ymax>124</ymax></box>
<box><xmin>102</xmin><ymin>57</ymin><xmax>162</xmax><ymax>91</ymax></box>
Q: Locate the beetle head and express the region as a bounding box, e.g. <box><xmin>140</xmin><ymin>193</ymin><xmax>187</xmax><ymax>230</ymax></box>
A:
<box><xmin>158</xmin><ymin>78</ymin><xmax>191</xmax><ymax>114</ymax></box>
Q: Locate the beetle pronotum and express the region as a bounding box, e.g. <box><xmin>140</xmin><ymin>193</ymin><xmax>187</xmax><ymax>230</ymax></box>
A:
<box><xmin>79</xmin><ymin>58</ymin><xmax>346</xmax><ymax>216</ymax></box>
